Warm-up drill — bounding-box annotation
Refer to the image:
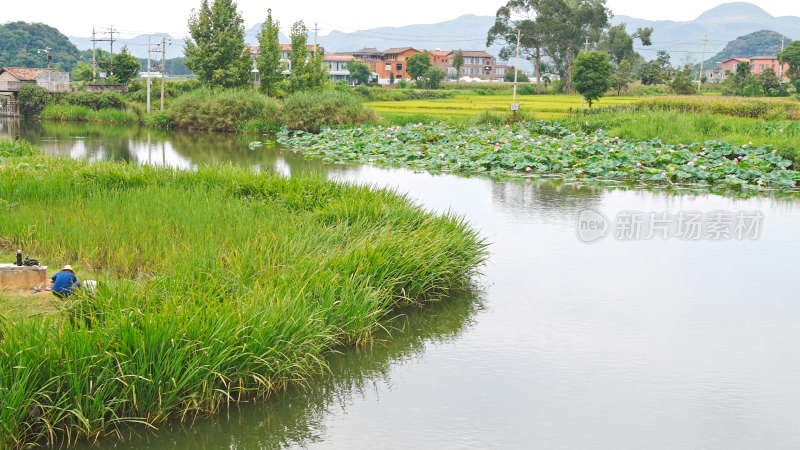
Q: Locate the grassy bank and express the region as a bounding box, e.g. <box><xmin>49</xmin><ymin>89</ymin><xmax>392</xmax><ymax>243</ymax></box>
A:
<box><xmin>0</xmin><ymin>139</ymin><xmax>487</xmax><ymax>447</ymax></box>
<box><xmin>563</xmin><ymin>109</ymin><xmax>800</xmax><ymax>166</ymax></box>
<box><xmin>277</xmin><ymin>121</ymin><xmax>799</xmax><ymax>195</ymax></box>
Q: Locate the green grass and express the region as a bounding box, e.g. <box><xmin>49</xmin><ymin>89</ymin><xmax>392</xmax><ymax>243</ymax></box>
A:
<box><xmin>0</xmin><ymin>140</ymin><xmax>487</xmax><ymax>447</ymax></box>
<box><xmin>563</xmin><ymin>109</ymin><xmax>800</xmax><ymax>165</ymax></box>
<box><xmin>39</xmin><ymin>104</ymin><xmax>139</xmax><ymax>124</ymax></box>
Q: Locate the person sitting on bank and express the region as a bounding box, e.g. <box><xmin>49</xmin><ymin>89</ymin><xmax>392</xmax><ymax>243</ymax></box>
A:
<box><xmin>50</xmin><ymin>265</ymin><xmax>81</xmax><ymax>298</ymax></box>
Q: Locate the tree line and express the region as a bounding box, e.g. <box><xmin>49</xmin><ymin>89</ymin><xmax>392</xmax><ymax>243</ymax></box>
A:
<box><xmin>183</xmin><ymin>0</ymin><xmax>328</xmax><ymax>96</ymax></box>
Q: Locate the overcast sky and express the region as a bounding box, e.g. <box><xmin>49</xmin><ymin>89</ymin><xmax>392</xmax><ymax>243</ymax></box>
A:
<box><xmin>3</xmin><ymin>0</ymin><xmax>798</xmax><ymax>38</ymax></box>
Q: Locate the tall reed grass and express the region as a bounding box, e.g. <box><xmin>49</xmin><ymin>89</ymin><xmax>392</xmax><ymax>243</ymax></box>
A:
<box><xmin>282</xmin><ymin>90</ymin><xmax>378</xmax><ymax>133</ymax></box>
<box><xmin>40</xmin><ymin>104</ymin><xmax>139</xmax><ymax>124</ymax></box>
<box><xmin>168</xmin><ymin>89</ymin><xmax>281</xmax><ymax>132</ymax></box>
<box><xmin>0</xmin><ymin>140</ymin><xmax>487</xmax><ymax>447</ymax></box>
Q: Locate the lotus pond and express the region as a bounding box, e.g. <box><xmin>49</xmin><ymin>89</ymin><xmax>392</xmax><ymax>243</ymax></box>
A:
<box><xmin>273</xmin><ymin>121</ymin><xmax>800</xmax><ymax>195</ymax></box>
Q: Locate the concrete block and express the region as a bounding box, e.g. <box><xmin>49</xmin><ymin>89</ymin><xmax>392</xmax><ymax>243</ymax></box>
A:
<box><xmin>0</xmin><ymin>264</ymin><xmax>48</xmax><ymax>289</ymax></box>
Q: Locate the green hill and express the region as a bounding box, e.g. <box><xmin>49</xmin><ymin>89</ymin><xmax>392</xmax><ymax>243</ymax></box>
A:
<box><xmin>702</xmin><ymin>30</ymin><xmax>791</xmax><ymax>67</ymax></box>
<box><xmin>0</xmin><ymin>22</ymin><xmax>83</xmax><ymax>71</ymax></box>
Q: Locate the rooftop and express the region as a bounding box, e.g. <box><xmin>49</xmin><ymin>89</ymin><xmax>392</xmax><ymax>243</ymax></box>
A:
<box><xmin>0</xmin><ymin>67</ymin><xmax>58</xmax><ymax>81</ymax></box>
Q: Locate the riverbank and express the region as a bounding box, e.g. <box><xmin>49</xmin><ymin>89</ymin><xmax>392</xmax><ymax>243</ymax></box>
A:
<box><xmin>275</xmin><ymin>121</ymin><xmax>800</xmax><ymax>195</ymax></box>
<box><xmin>0</xmin><ymin>138</ymin><xmax>487</xmax><ymax>448</ymax></box>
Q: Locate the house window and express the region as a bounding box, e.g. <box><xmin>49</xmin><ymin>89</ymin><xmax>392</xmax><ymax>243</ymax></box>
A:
<box><xmin>396</xmin><ymin>63</ymin><xmax>403</xmax><ymax>71</ymax></box>
<box><xmin>759</xmin><ymin>64</ymin><xmax>764</xmax><ymax>70</ymax></box>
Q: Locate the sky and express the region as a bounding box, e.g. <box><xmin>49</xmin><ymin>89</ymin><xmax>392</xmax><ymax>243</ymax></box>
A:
<box><xmin>2</xmin><ymin>0</ymin><xmax>798</xmax><ymax>38</ymax></box>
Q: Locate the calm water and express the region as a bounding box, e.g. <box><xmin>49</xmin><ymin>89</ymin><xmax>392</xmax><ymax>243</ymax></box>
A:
<box><xmin>4</xmin><ymin>119</ymin><xmax>800</xmax><ymax>449</ymax></box>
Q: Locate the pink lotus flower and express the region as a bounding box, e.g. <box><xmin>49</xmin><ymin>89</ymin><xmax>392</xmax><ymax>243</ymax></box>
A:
<box><xmin>772</xmin><ymin>150</ymin><xmax>777</xmax><ymax>154</ymax></box>
<box><xmin>636</xmin><ymin>162</ymin><xmax>642</xmax><ymax>167</ymax></box>
<box><xmin>525</xmin><ymin>167</ymin><xmax>532</xmax><ymax>172</ymax></box>
<box><xmin>687</xmin><ymin>161</ymin><xmax>694</xmax><ymax>166</ymax></box>
<box><xmin>576</xmin><ymin>169</ymin><xmax>583</xmax><ymax>174</ymax></box>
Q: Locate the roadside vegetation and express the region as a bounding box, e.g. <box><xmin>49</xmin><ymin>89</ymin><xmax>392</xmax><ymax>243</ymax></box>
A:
<box><xmin>0</xmin><ymin>139</ymin><xmax>487</xmax><ymax>447</ymax></box>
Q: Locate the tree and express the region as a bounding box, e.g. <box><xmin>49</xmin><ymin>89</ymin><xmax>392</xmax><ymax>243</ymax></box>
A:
<box><xmin>421</xmin><ymin>67</ymin><xmax>446</xmax><ymax>89</ymax></box>
<box><xmin>407</xmin><ymin>52</ymin><xmax>432</xmax><ymax>81</ymax></box>
<box><xmin>758</xmin><ymin>67</ymin><xmax>787</xmax><ymax>96</ymax></box>
<box><xmin>669</xmin><ymin>67</ymin><xmax>697</xmax><ymax>95</ymax></box>
<box><xmin>778</xmin><ymin>40</ymin><xmax>800</xmax><ymax>82</ymax></box>
<box><xmin>610</xmin><ymin>59</ymin><xmax>631</xmax><ymax>95</ymax></box>
<box><xmin>108</xmin><ymin>47</ymin><xmax>140</xmax><ymax>84</ymax></box>
<box><xmin>638</xmin><ymin>50</ymin><xmax>671</xmax><ymax>85</ymax></box>
<box><xmin>538</xmin><ymin>0</ymin><xmax>610</xmax><ymax>93</ymax></box>
<box><xmin>257</xmin><ymin>9</ymin><xmax>285</xmax><ymax>97</ymax></box>
<box><xmin>602</xmin><ymin>23</ymin><xmax>652</xmax><ymax>67</ymax></box>
<box><xmin>287</xmin><ymin>21</ymin><xmax>310</xmax><ymax>92</ymax></box>
<box><xmin>307</xmin><ymin>48</ymin><xmax>329</xmax><ymax>89</ymax></box>
<box><xmin>452</xmin><ymin>50</ymin><xmax>465</xmax><ymax>79</ymax></box>
<box><xmin>486</xmin><ymin>0</ymin><xmax>546</xmax><ymax>94</ymax></box>
<box><xmin>346</xmin><ymin>61</ymin><xmax>371</xmax><ymax>85</ymax></box>
<box><xmin>505</xmin><ymin>69</ymin><xmax>529</xmax><ymax>82</ymax></box>
<box><xmin>184</xmin><ymin>0</ymin><xmax>251</xmax><ymax>88</ymax></box>
<box><xmin>572</xmin><ymin>50</ymin><xmax>612</xmax><ymax>108</ymax></box>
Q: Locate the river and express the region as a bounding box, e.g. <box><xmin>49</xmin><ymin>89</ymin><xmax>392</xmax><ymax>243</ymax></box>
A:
<box><xmin>3</xmin><ymin>119</ymin><xmax>800</xmax><ymax>449</ymax></box>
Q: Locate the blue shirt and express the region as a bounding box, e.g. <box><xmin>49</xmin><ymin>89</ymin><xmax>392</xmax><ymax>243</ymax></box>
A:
<box><xmin>51</xmin><ymin>271</ymin><xmax>78</xmax><ymax>296</ymax></box>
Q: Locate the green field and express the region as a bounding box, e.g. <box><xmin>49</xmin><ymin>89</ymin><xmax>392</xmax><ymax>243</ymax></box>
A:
<box><xmin>367</xmin><ymin>93</ymin><xmax>641</xmax><ymax>123</ymax></box>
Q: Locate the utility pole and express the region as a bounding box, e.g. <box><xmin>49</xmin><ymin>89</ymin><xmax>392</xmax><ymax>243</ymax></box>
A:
<box><xmin>146</xmin><ymin>34</ymin><xmax>151</xmax><ymax>113</ymax></box>
<box><xmin>92</xmin><ymin>27</ymin><xmax>97</xmax><ymax>83</ymax></box>
<box><xmin>581</xmin><ymin>37</ymin><xmax>589</xmax><ymax>108</ymax></box>
<box><xmin>512</xmin><ymin>28</ymin><xmax>521</xmax><ymax>115</ymax></box>
<box><xmin>108</xmin><ymin>26</ymin><xmax>116</xmax><ymax>76</ymax></box>
<box><xmin>780</xmin><ymin>35</ymin><xmax>786</xmax><ymax>80</ymax></box>
<box><xmin>698</xmin><ymin>35</ymin><xmax>708</xmax><ymax>91</ymax></box>
<box><xmin>161</xmin><ymin>36</ymin><xmax>166</xmax><ymax>111</ymax></box>
<box><xmin>37</xmin><ymin>47</ymin><xmax>52</xmax><ymax>68</ymax></box>
<box><xmin>313</xmin><ymin>22</ymin><xmax>319</xmax><ymax>54</ymax></box>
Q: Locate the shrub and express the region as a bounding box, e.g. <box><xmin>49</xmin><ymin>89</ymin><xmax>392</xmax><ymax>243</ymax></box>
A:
<box><xmin>142</xmin><ymin>110</ymin><xmax>172</xmax><ymax>128</ymax></box>
<box><xmin>282</xmin><ymin>90</ymin><xmax>378</xmax><ymax>133</ymax></box>
<box><xmin>66</xmin><ymin>91</ymin><xmax>127</xmax><ymax>110</ymax></box>
<box><xmin>18</xmin><ymin>84</ymin><xmax>53</xmax><ymax>117</ymax></box>
<box><xmin>168</xmin><ymin>89</ymin><xmax>281</xmax><ymax>132</ymax></box>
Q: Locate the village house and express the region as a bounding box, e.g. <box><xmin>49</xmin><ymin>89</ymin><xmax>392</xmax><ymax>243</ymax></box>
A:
<box><xmin>0</xmin><ymin>67</ymin><xmax>71</xmax><ymax>116</ymax></box>
<box><xmin>429</xmin><ymin>50</ymin><xmax>510</xmax><ymax>82</ymax></box>
<box><xmin>704</xmin><ymin>56</ymin><xmax>790</xmax><ymax>83</ymax></box>
<box><xmin>324</xmin><ymin>53</ymin><xmax>354</xmax><ymax>83</ymax></box>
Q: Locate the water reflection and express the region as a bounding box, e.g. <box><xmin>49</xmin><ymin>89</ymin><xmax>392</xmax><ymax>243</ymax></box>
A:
<box><xmin>81</xmin><ymin>295</ymin><xmax>482</xmax><ymax>449</ymax></box>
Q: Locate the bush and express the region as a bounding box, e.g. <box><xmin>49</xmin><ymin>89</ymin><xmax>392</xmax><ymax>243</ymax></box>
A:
<box><xmin>65</xmin><ymin>91</ymin><xmax>127</xmax><ymax>110</ymax></box>
<box><xmin>168</xmin><ymin>89</ymin><xmax>281</xmax><ymax>132</ymax></box>
<box><xmin>142</xmin><ymin>111</ymin><xmax>172</xmax><ymax>128</ymax></box>
<box><xmin>18</xmin><ymin>84</ymin><xmax>53</xmax><ymax>117</ymax></box>
<box><xmin>282</xmin><ymin>90</ymin><xmax>378</xmax><ymax>133</ymax></box>
<box><xmin>40</xmin><ymin>104</ymin><xmax>138</xmax><ymax>123</ymax></box>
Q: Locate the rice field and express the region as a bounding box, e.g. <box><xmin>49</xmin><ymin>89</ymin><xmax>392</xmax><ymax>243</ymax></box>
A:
<box><xmin>367</xmin><ymin>93</ymin><xmax>641</xmax><ymax>123</ymax></box>
<box><xmin>0</xmin><ymin>140</ymin><xmax>487</xmax><ymax>448</ymax></box>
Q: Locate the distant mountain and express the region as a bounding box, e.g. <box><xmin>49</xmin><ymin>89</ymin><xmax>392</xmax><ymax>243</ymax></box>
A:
<box><xmin>612</xmin><ymin>2</ymin><xmax>800</xmax><ymax>62</ymax></box>
<box><xmin>701</xmin><ymin>30</ymin><xmax>792</xmax><ymax>67</ymax></box>
<box><xmin>68</xmin><ymin>33</ymin><xmax>185</xmax><ymax>60</ymax></box>
<box><xmin>244</xmin><ymin>14</ymin><xmax>507</xmax><ymax>63</ymax></box>
<box><xmin>62</xmin><ymin>2</ymin><xmax>800</xmax><ymax>69</ymax></box>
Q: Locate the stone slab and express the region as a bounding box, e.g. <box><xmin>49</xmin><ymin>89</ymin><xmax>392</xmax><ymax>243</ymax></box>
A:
<box><xmin>0</xmin><ymin>264</ymin><xmax>48</xmax><ymax>288</ymax></box>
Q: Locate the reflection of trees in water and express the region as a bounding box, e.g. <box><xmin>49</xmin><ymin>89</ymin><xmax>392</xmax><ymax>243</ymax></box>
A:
<box><xmin>491</xmin><ymin>178</ymin><xmax>605</xmax><ymax>221</ymax></box>
<box><xmin>96</xmin><ymin>294</ymin><xmax>483</xmax><ymax>450</ymax></box>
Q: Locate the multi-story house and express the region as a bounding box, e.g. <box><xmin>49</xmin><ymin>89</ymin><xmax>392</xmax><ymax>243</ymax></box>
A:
<box><xmin>430</xmin><ymin>50</ymin><xmax>510</xmax><ymax>82</ymax></box>
<box><xmin>324</xmin><ymin>53</ymin><xmax>354</xmax><ymax>83</ymax></box>
<box><xmin>705</xmin><ymin>56</ymin><xmax>790</xmax><ymax>83</ymax></box>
